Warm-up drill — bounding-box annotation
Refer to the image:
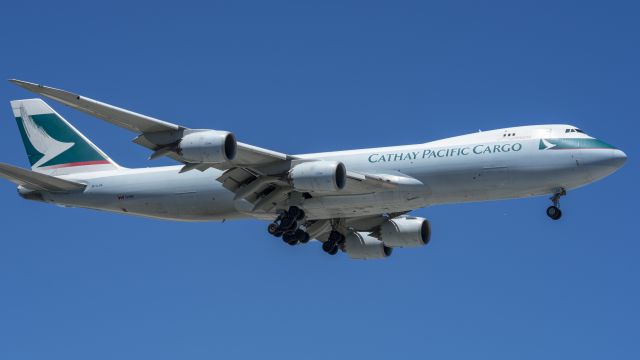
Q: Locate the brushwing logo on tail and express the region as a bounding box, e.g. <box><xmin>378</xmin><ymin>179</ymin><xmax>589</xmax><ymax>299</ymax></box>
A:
<box><xmin>19</xmin><ymin>106</ymin><xmax>75</xmax><ymax>168</ymax></box>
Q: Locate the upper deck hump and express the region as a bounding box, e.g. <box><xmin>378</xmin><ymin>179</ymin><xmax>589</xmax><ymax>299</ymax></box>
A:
<box><xmin>296</xmin><ymin>124</ymin><xmax>586</xmax><ymax>159</ymax></box>
<box><xmin>426</xmin><ymin>124</ymin><xmax>588</xmax><ymax>147</ymax></box>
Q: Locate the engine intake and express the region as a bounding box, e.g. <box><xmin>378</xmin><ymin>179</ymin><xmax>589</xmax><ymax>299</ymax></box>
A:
<box><xmin>379</xmin><ymin>216</ymin><xmax>431</xmax><ymax>248</ymax></box>
<box><xmin>343</xmin><ymin>231</ymin><xmax>393</xmax><ymax>260</ymax></box>
<box><xmin>178</xmin><ymin>130</ymin><xmax>237</xmax><ymax>164</ymax></box>
<box><xmin>289</xmin><ymin>161</ymin><xmax>346</xmax><ymax>192</ymax></box>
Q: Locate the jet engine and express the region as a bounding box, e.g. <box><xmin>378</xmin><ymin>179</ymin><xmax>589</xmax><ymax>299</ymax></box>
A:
<box><xmin>177</xmin><ymin>130</ymin><xmax>237</xmax><ymax>163</ymax></box>
<box><xmin>379</xmin><ymin>216</ymin><xmax>431</xmax><ymax>248</ymax></box>
<box><xmin>343</xmin><ymin>231</ymin><xmax>393</xmax><ymax>260</ymax></box>
<box><xmin>289</xmin><ymin>161</ymin><xmax>347</xmax><ymax>192</ymax></box>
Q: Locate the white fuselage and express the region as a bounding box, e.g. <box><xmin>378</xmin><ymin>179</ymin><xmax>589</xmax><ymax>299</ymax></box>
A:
<box><xmin>27</xmin><ymin>124</ymin><xmax>626</xmax><ymax>222</ymax></box>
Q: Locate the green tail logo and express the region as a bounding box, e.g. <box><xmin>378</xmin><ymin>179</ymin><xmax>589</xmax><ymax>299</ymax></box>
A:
<box><xmin>15</xmin><ymin>105</ymin><xmax>112</xmax><ymax>169</ymax></box>
<box><xmin>18</xmin><ymin>106</ymin><xmax>76</xmax><ymax>168</ymax></box>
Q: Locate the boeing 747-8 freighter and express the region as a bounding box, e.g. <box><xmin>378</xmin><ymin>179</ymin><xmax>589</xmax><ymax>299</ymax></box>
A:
<box><xmin>0</xmin><ymin>80</ymin><xmax>627</xmax><ymax>259</ymax></box>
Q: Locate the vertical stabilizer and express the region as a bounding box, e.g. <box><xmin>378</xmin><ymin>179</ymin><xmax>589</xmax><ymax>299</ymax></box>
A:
<box><xmin>11</xmin><ymin>99</ymin><xmax>120</xmax><ymax>175</ymax></box>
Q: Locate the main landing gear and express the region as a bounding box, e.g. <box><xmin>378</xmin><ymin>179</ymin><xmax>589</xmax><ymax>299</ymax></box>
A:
<box><xmin>321</xmin><ymin>230</ymin><xmax>345</xmax><ymax>256</ymax></box>
<box><xmin>267</xmin><ymin>206</ymin><xmax>310</xmax><ymax>245</ymax></box>
<box><xmin>267</xmin><ymin>210</ymin><xmax>345</xmax><ymax>256</ymax></box>
<box><xmin>546</xmin><ymin>189</ymin><xmax>566</xmax><ymax>220</ymax></box>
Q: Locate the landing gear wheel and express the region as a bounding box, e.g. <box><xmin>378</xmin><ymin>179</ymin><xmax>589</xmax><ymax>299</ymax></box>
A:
<box><xmin>546</xmin><ymin>206</ymin><xmax>562</xmax><ymax>220</ymax></box>
<box><xmin>268</xmin><ymin>206</ymin><xmax>310</xmax><ymax>243</ymax></box>
<box><xmin>327</xmin><ymin>245</ymin><xmax>339</xmax><ymax>255</ymax></box>
<box><xmin>283</xmin><ymin>232</ymin><xmax>299</xmax><ymax>245</ymax></box>
<box><xmin>294</xmin><ymin>229</ymin><xmax>308</xmax><ymax>243</ymax></box>
<box><xmin>328</xmin><ymin>230</ymin><xmax>342</xmax><ymax>242</ymax></box>
<box><xmin>278</xmin><ymin>220</ymin><xmax>297</xmax><ymax>233</ymax></box>
<box><xmin>322</xmin><ymin>241</ymin><xmax>335</xmax><ymax>253</ymax></box>
<box><xmin>267</xmin><ymin>223</ymin><xmax>280</xmax><ymax>236</ymax></box>
<box><xmin>547</xmin><ymin>189</ymin><xmax>566</xmax><ymax>221</ymax></box>
<box><xmin>299</xmin><ymin>231</ymin><xmax>310</xmax><ymax>244</ymax></box>
<box><xmin>280</xmin><ymin>215</ymin><xmax>295</xmax><ymax>230</ymax></box>
<box><xmin>322</xmin><ymin>230</ymin><xmax>343</xmax><ymax>255</ymax></box>
<box><xmin>287</xmin><ymin>206</ymin><xmax>301</xmax><ymax>219</ymax></box>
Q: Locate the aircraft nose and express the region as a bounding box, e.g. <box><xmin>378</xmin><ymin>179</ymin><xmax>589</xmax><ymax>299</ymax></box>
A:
<box><xmin>609</xmin><ymin>149</ymin><xmax>627</xmax><ymax>170</ymax></box>
<box><xmin>579</xmin><ymin>146</ymin><xmax>626</xmax><ymax>181</ymax></box>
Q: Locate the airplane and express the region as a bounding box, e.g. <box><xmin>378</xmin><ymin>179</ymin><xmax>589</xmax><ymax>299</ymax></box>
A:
<box><xmin>0</xmin><ymin>80</ymin><xmax>627</xmax><ymax>259</ymax></box>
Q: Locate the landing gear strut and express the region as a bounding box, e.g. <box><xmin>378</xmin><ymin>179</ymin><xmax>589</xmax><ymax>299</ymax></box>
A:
<box><xmin>267</xmin><ymin>206</ymin><xmax>310</xmax><ymax>245</ymax></box>
<box><xmin>546</xmin><ymin>189</ymin><xmax>566</xmax><ymax>220</ymax></box>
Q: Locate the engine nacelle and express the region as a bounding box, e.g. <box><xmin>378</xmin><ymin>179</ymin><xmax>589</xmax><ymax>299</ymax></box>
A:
<box><xmin>177</xmin><ymin>130</ymin><xmax>237</xmax><ymax>164</ymax></box>
<box><xmin>343</xmin><ymin>231</ymin><xmax>393</xmax><ymax>260</ymax></box>
<box><xmin>289</xmin><ymin>161</ymin><xmax>346</xmax><ymax>192</ymax></box>
<box><xmin>379</xmin><ymin>216</ymin><xmax>431</xmax><ymax>248</ymax></box>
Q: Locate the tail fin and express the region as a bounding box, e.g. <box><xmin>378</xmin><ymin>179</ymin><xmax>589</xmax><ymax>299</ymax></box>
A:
<box><xmin>11</xmin><ymin>99</ymin><xmax>119</xmax><ymax>175</ymax></box>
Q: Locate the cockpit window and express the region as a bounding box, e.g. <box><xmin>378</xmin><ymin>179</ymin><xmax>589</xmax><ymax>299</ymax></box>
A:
<box><xmin>565</xmin><ymin>128</ymin><xmax>584</xmax><ymax>133</ymax></box>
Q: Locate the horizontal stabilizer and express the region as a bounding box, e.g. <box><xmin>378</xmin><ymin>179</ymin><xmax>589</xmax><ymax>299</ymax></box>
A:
<box><xmin>0</xmin><ymin>162</ymin><xmax>86</xmax><ymax>192</ymax></box>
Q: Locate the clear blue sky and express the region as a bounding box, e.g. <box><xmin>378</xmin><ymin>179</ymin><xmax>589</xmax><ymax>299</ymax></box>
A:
<box><xmin>0</xmin><ymin>1</ymin><xmax>638</xmax><ymax>359</ymax></box>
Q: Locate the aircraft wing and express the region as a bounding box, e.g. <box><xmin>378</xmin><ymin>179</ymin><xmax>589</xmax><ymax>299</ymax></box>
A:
<box><xmin>9</xmin><ymin>79</ymin><xmax>290</xmax><ymax>170</ymax></box>
<box><xmin>9</xmin><ymin>79</ymin><xmax>179</xmax><ymax>133</ymax></box>
<box><xmin>10</xmin><ymin>79</ymin><xmax>413</xmax><ymax>213</ymax></box>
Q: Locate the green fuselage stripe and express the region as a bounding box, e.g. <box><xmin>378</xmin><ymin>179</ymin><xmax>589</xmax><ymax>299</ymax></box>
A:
<box><xmin>539</xmin><ymin>138</ymin><xmax>616</xmax><ymax>150</ymax></box>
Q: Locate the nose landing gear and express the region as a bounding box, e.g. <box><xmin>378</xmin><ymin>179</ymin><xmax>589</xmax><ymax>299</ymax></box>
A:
<box><xmin>546</xmin><ymin>189</ymin><xmax>566</xmax><ymax>220</ymax></box>
<box><xmin>546</xmin><ymin>205</ymin><xmax>561</xmax><ymax>220</ymax></box>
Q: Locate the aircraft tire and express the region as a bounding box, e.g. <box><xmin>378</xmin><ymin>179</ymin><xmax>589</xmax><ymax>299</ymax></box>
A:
<box><xmin>300</xmin><ymin>231</ymin><xmax>310</xmax><ymax>244</ymax></box>
<box><xmin>268</xmin><ymin>223</ymin><xmax>280</xmax><ymax>236</ymax></box>
<box><xmin>327</xmin><ymin>245</ymin><xmax>339</xmax><ymax>255</ymax></box>
<box><xmin>294</xmin><ymin>229</ymin><xmax>308</xmax><ymax>243</ymax></box>
<box><xmin>546</xmin><ymin>206</ymin><xmax>562</xmax><ymax>220</ymax></box>
<box><xmin>283</xmin><ymin>232</ymin><xmax>299</xmax><ymax>245</ymax></box>
<box><xmin>280</xmin><ymin>215</ymin><xmax>295</xmax><ymax>229</ymax></box>
<box><xmin>322</xmin><ymin>240</ymin><xmax>335</xmax><ymax>253</ymax></box>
